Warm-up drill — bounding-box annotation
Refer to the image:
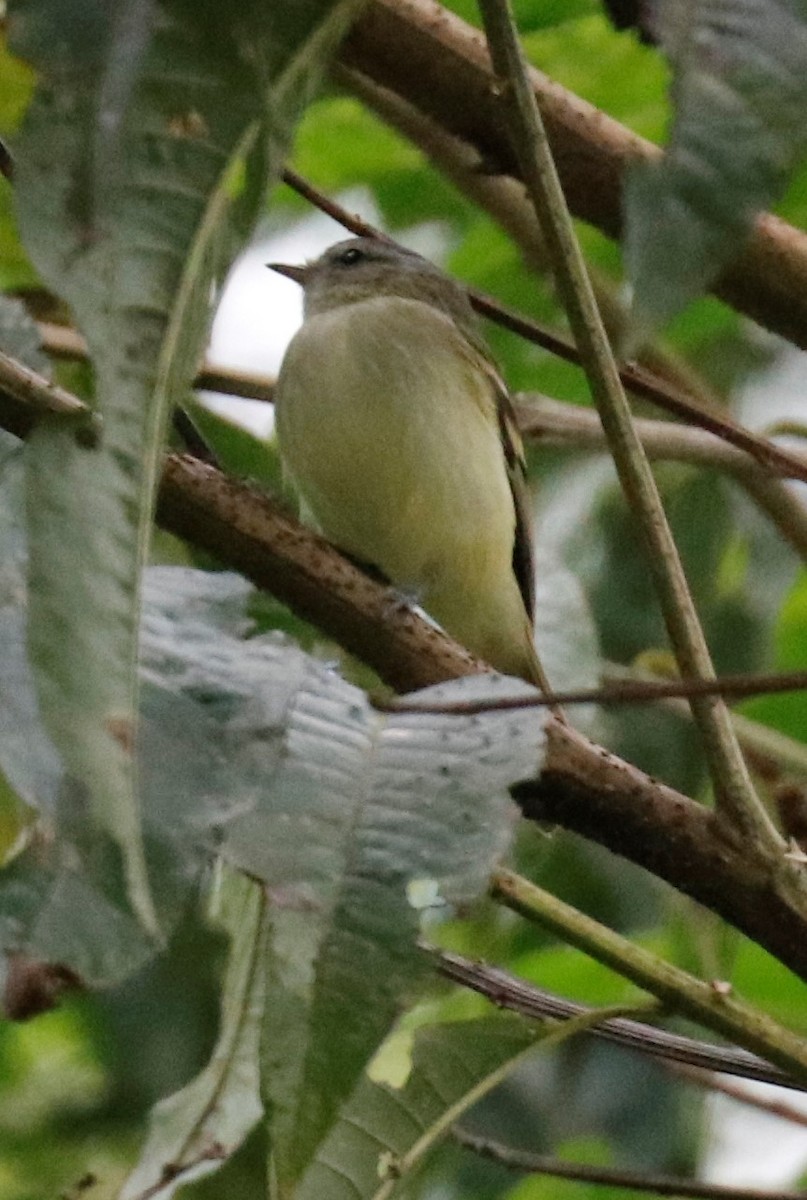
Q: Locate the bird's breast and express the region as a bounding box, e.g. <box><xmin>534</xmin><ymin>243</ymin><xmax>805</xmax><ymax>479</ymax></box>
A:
<box><xmin>274</xmin><ymin>296</ymin><xmax>515</xmax><ymax>593</ymax></box>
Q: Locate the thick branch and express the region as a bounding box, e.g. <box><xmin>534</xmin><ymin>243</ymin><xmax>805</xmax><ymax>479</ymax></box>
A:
<box><xmin>341</xmin><ymin>0</ymin><xmax>807</xmax><ymax>348</ymax></box>
<box><xmin>154</xmin><ymin>455</ymin><xmax>807</xmax><ymax>983</ymax></box>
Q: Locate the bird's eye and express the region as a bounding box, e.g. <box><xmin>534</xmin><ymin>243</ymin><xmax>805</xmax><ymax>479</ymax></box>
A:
<box><xmin>338</xmin><ymin>246</ymin><xmax>364</xmax><ymax>267</ymax></box>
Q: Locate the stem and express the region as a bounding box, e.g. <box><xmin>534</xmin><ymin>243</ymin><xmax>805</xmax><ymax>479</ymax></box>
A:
<box><xmin>431</xmin><ymin>947</ymin><xmax>800</xmax><ymax>1089</ymax></box>
<box><xmin>477</xmin><ymin>0</ymin><xmax>779</xmax><ymax>845</ymax></box>
<box><xmin>671</xmin><ymin>1063</ymin><xmax>807</xmax><ymax>1128</ymax></box>
<box><xmin>491</xmin><ymin>868</ymin><xmax>807</xmax><ymax>1083</ymax></box>
<box><xmin>373</xmin><ymin>1001</ymin><xmax>656</xmax><ymax>1200</ymax></box>
<box><xmin>453</xmin><ymin>1129</ymin><xmax>804</xmax><ymax>1200</ymax></box>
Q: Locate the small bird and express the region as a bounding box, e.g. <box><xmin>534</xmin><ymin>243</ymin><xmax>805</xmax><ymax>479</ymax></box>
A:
<box><xmin>270</xmin><ymin>236</ymin><xmax>546</xmax><ymax>688</ymax></box>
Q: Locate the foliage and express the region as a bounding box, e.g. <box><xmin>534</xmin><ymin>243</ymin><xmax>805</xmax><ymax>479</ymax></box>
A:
<box><xmin>1</xmin><ymin>0</ymin><xmax>807</xmax><ymax>1198</ymax></box>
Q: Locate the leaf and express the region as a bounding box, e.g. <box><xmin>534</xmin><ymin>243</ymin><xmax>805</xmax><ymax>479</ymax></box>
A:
<box><xmin>0</xmin><ymin>346</ymin><xmax>59</xmax><ymax>863</ymax></box>
<box><xmin>0</xmin><ymin>294</ymin><xmax>49</xmax><ymax>376</ymax></box>
<box><xmin>134</xmin><ymin>566</ymin><xmax>546</xmax><ymax>1187</ymax></box>
<box><xmin>236</xmin><ymin>673</ymin><xmax>544</xmax><ymax>1186</ymax></box>
<box><xmin>296</xmin><ymin>1016</ymin><xmax>541</xmax><ymax>1200</ymax></box>
<box><xmin>120</xmin><ymin>870</ymin><xmax>267</xmax><ymax>1200</ymax></box>
<box><xmin>9</xmin><ymin>0</ymin><xmax>361</xmax><ymax>935</ymax></box>
<box><xmin>625</xmin><ymin>0</ymin><xmax>807</xmax><ymax>340</ymax></box>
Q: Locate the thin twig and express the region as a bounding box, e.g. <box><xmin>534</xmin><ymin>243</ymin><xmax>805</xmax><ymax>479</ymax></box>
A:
<box><xmin>38</xmin><ymin>321</ymin><xmax>278</xmax><ymax>404</ymax></box>
<box><xmin>477</xmin><ymin>0</ymin><xmax>777</xmax><ymax>844</ymax></box>
<box><xmin>490</xmin><ymin>868</ymin><xmax>807</xmax><ymax>1082</ymax></box>
<box><xmin>430</xmin><ymin>948</ymin><xmax>800</xmax><ymax>1090</ymax></box>
<box><xmin>453</xmin><ymin>1129</ymin><xmax>805</xmax><ymax>1200</ymax></box>
<box><xmin>0</xmin><ymin>348</ymin><xmax>96</xmax><ymax>426</ymax></box>
<box><xmin>278</xmin><ymin>169</ymin><xmax>807</xmax><ymax>489</ymax></box>
<box><xmin>670</xmin><ymin>1063</ymin><xmax>807</xmax><ymax>1128</ymax></box>
<box><xmin>374</xmin><ymin>668</ymin><xmax>807</xmax><ymax>713</ymax></box>
<box><xmin>342</xmin><ymin>67</ymin><xmax>720</xmax><ymax>407</ymax></box>
<box><xmin>518</xmin><ymin>395</ymin><xmax>807</xmax><ymax>560</ymax></box>
<box><xmin>599</xmin><ymin>662</ymin><xmax>807</xmax><ymax>780</ymax></box>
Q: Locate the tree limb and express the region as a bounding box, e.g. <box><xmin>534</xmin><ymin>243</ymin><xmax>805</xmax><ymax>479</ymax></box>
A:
<box><xmin>154</xmin><ymin>456</ymin><xmax>807</xmax><ymax>985</ymax></box>
<box><xmin>341</xmin><ymin>0</ymin><xmax>807</xmax><ymax>348</ymax></box>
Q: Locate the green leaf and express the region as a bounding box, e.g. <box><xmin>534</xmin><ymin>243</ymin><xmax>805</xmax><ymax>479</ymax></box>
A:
<box><xmin>9</xmin><ymin>0</ymin><xmax>362</xmax><ymax>935</ymax></box>
<box><xmin>625</xmin><ymin>0</ymin><xmax>807</xmax><ymax>340</ymax></box>
<box><xmin>130</xmin><ymin>566</ymin><xmax>548</xmax><ymax>1183</ymax></box>
<box><xmin>234</xmin><ymin>670</ymin><xmax>545</xmax><ymax>1186</ymax></box>
<box><xmin>296</xmin><ymin>1016</ymin><xmax>541</xmax><ymax>1200</ymax></box>
<box><xmin>188</xmin><ymin>398</ymin><xmax>283</xmax><ymax>490</ymax></box>
<box><xmin>0</xmin><ymin>388</ymin><xmax>58</xmax><ymax>863</ymax></box>
<box><xmin>121</xmin><ymin>871</ymin><xmax>267</xmax><ymax>1200</ymax></box>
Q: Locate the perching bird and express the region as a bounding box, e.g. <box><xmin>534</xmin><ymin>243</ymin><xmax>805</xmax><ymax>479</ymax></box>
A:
<box><xmin>270</xmin><ymin>237</ymin><xmax>546</xmax><ymax>688</ymax></box>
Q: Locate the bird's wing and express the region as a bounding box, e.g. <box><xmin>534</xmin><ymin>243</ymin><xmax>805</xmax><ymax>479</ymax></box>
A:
<box><xmin>457</xmin><ymin>334</ymin><xmax>537</xmax><ymax>626</ymax></box>
<box><xmin>492</xmin><ymin>368</ymin><xmax>537</xmax><ymax>626</ymax></box>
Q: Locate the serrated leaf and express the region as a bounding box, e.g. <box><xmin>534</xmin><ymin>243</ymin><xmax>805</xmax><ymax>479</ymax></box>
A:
<box><xmin>132</xmin><ymin>566</ymin><xmax>547</xmax><ymax>1186</ymax></box>
<box><xmin>8</xmin><ymin>0</ymin><xmax>362</xmax><ymax>935</ymax></box>
<box><xmin>230</xmin><ymin>671</ymin><xmax>545</xmax><ymax>1186</ymax></box>
<box><xmin>121</xmin><ymin>871</ymin><xmax>267</xmax><ymax>1200</ymax></box>
<box><xmin>625</xmin><ymin>0</ymin><xmax>807</xmax><ymax>340</ymax></box>
<box><xmin>296</xmin><ymin>1016</ymin><xmax>541</xmax><ymax>1200</ymax></box>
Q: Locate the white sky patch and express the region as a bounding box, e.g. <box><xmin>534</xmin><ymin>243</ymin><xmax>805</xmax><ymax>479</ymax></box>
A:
<box><xmin>700</xmin><ymin>1080</ymin><xmax>807</xmax><ymax>1187</ymax></box>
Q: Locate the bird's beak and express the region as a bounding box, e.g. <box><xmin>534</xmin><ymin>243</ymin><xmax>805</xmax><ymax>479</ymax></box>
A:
<box><xmin>267</xmin><ymin>261</ymin><xmax>307</xmax><ymax>285</ymax></box>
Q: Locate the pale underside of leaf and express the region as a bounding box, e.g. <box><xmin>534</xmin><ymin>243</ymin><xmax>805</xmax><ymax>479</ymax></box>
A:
<box><xmin>11</xmin><ymin>0</ymin><xmax>362</xmax><ymax>937</ymax></box>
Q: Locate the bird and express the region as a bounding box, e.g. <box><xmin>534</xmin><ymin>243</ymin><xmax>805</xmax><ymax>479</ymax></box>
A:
<box><xmin>269</xmin><ymin>236</ymin><xmax>546</xmax><ymax>689</ymax></box>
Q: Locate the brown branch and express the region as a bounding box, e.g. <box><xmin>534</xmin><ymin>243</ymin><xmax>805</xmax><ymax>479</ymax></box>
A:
<box><xmin>2</xmin><ymin>345</ymin><xmax>807</xmax><ymax>984</ymax></box>
<box><xmin>340</xmin><ymin>0</ymin><xmax>807</xmax><ymax>349</ymax></box>
<box><xmin>431</xmin><ymin>948</ymin><xmax>799</xmax><ymax>1089</ymax></box>
<box><xmin>519</xmin><ymin>396</ymin><xmax>807</xmax><ymax>561</ymax></box>
<box><xmin>153</xmin><ymin>456</ymin><xmax>807</xmax><ymax>983</ymax></box>
<box><xmin>342</xmin><ymin>68</ymin><xmax>719</xmax><ymax>407</ymax></box>
<box><xmin>376</xmin><ymin>668</ymin><xmax>807</xmax><ymax>712</ymax></box>
<box><xmin>38</xmin><ymin>321</ymin><xmax>277</xmax><ymax>405</ymax></box>
<box><xmin>453</xmin><ymin>1129</ymin><xmax>804</xmax><ymax>1200</ymax></box>
<box><xmin>157</xmin><ymin>454</ymin><xmax>484</xmax><ymax>694</ymax></box>
<box><xmin>671</xmin><ymin>1064</ymin><xmax>807</xmax><ymax>1127</ymax></box>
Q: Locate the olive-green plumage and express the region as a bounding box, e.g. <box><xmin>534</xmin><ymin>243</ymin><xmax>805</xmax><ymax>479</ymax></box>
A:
<box><xmin>271</xmin><ymin>237</ymin><xmax>544</xmax><ymax>687</ymax></box>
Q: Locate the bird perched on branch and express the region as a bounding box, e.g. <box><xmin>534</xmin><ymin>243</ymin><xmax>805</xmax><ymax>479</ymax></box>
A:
<box><xmin>270</xmin><ymin>236</ymin><xmax>546</xmax><ymax>689</ymax></box>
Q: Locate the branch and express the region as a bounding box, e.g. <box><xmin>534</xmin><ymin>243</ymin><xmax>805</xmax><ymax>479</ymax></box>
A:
<box><xmin>340</xmin><ymin>0</ymin><xmax>807</xmax><ymax>349</ymax></box>
<box><xmin>671</xmin><ymin>1064</ymin><xmax>807</xmax><ymax>1127</ymax></box>
<box><xmin>279</xmin><ymin>169</ymin><xmax>807</xmax><ymax>489</ymax></box>
<box><xmin>432</xmin><ymin>949</ymin><xmax>800</xmax><ymax>1090</ymax></box>
<box><xmin>519</xmin><ymin>396</ymin><xmax>807</xmax><ymax>560</ymax></box>
<box><xmin>453</xmin><ymin>1129</ymin><xmax>804</xmax><ymax>1200</ymax></box>
<box><xmin>476</xmin><ymin>0</ymin><xmax>776</xmax><ymax>842</ymax></box>
<box><xmin>3</xmin><ymin>351</ymin><xmax>807</xmax><ymax>982</ymax></box>
<box><xmin>490</xmin><ymin>868</ymin><xmax>807</xmax><ymax>1081</ymax></box>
